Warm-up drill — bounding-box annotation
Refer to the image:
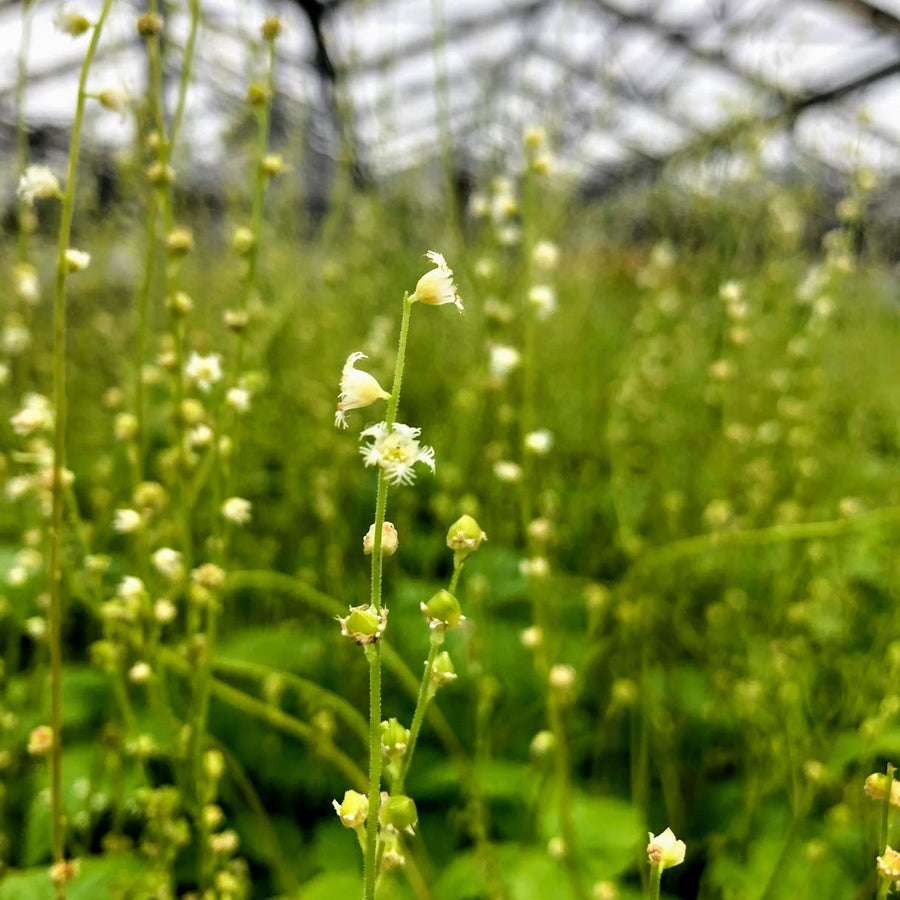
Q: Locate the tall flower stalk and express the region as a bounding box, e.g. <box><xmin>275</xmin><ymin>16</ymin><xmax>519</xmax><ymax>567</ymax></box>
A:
<box><xmin>331</xmin><ymin>252</ymin><xmax>464</xmax><ymax>900</ymax></box>
<box><xmin>48</xmin><ymin>3</ymin><xmax>115</xmax><ymax>895</ymax></box>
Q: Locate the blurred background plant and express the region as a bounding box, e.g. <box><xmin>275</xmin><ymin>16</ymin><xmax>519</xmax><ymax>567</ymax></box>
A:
<box><xmin>2</xmin><ymin>1</ymin><xmax>900</xmax><ymax>899</ymax></box>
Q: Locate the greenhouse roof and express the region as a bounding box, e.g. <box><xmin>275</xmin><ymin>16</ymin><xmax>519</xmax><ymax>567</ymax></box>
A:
<box><xmin>1</xmin><ymin>0</ymin><xmax>899</xmax><ymax>190</ymax></box>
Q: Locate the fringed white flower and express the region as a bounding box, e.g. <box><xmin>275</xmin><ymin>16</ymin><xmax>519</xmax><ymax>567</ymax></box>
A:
<box><xmin>359</xmin><ymin>422</ymin><xmax>435</xmax><ymax>486</ymax></box>
<box><xmin>335</xmin><ymin>352</ymin><xmax>390</xmax><ymax>428</ymax></box>
<box><xmin>411</xmin><ymin>251</ymin><xmax>464</xmax><ymax>313</ymax></box>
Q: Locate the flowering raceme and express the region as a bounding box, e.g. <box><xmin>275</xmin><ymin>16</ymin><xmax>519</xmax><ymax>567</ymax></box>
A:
<box><xmin>335</xmin><ymin>352</ymin><xmax>391</xmax><ymax>428</ymax></box>
<box><xmin>359</xmin><ymin>422</ymin><xmax>435</xmax><ymax>485</ymax></box>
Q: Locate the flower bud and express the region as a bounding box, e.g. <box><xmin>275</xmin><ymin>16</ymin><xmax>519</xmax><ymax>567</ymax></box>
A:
<box><xmin>64</xmin><ymin>249</ymin><xmax>91</xmax><ymax>273</ymax></box>
<box><xmin>247</xmin><ymin>82</ymin><xmax>271</xmax><ymax>107</ymax></box>
<box><xmin>27</xmin><ymin>725</ymin><xmax>54</xmax><ymax>756</ymax></box>
<box><xmin>338</xmin><ymin>604</ymin><xmax>388</xmax><ymax>645</ymax></box>
<box><xmin>232</xmin><ymin>226</ymin><xmax>254</xmax><ymax>256</ymax></box>
<box><xmin>363</xmin><ymin>522</ymin><xmax>399</xmax><ymax>557</ymax></box>
<box><xmin>261</xmin><ymin>154</ymin><xmax>285</xmax><ymax>177</ymax></box>
<box><xmin>166</xmin><ymin>228</ymin><xmax>194</xmax><ymax>256</ymax></box>
<box><xmin>54</xmin><ymin>8</ymin><xmax>91</xmax><ymax>37</ymax></box>
<box><xmin>147</xmin><ymin>161</ymin><xmax>175</xmax><ymax>186</ymax></box>
<box><xmin>380</xmin><ymin>718</ymin><xmax>409</xmax><ymax>758</ymax></box>
<box><xmin>421</xmin><ymin>589</ymin><xmax>465</xmax><ymax>631</ymax></box>
<box><xmin>332</xmin><ymin>789</ymin><xmax>368</xmax><ymax>828</ymax></box>
<box><xmin>261</xmin><ymin>16</ymin><xmax>282</xmax><ymax>40</ymax></box>
<box><xmin>446</xmin><ymin>514</ymin><xmax>486</xmax><ymax>560</ymax></box>
<box><xmin>137</xmin><ymin>13</ymin><xmax>163</xmax><ymax>37</ymax></box>
<box><xmin>865</xmin><ymin>772</ymin><xmax>900</xmax><ymax>807</ymax></box>
<box><xmin>429</xmin><ymin>651</ymin><xmax>456</xmax><ymax>689</ymax></box>
<box><xmin>379</xmin><ymin>793</ymin><xmax>418</xmax><ymax>835</ymax></box>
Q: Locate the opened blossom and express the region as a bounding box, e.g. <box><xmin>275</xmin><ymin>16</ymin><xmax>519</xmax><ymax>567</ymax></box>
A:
<box><xmin>335</xmin><ymin>352</ymin><xmax>390</xmax><ymax>428</ymax></box>
<box><xmin>411</xmin><ymin>251</ymin><xmax>464</xmax><ymax>313</ymax></box>
<box><xmin>360</xmin><ymin>422</ymin><xmax>435</xmax><ymax>485</ymax></box>
<box><xmin>647</xmin><ymin>828</ymin><xmax>686</xmax><ymax>871</ymax></box>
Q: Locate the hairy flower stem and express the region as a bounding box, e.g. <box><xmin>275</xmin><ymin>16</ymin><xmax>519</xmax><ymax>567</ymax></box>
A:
<box><xmin>363</xmin><ymin>294</ymin><xmax>415</xmax><ymax>900</ymax></box>
<box><xmin>49</xmin><ymin>4</ymin><xmax>114</xmax><ymax>894</ymax></box>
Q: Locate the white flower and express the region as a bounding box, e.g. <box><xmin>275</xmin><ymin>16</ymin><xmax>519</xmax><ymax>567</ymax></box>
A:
<box><xmin>2</xmin><ymin>324</ymin><xmax>31</xmax><ymax>356</ymax></box>
<box><xmin>489</xmin><ymin>344</ymin><xmax>521</xmax><ymax>380</ymax></box>
<box><xmin>113</xmin><ymin>508</ymin><xmax>143</xmax><ymax>533</ymax></box>
<box><xmin>411</xmin><ymin>251</ymin><xmax>464</xmax><ymax>313</ymax></box>
<box><xmin>528</xmin><ymin>284</ymin><xmax>557</xmax><ymax>320</ymax></box>
<box><xmin>128</xmin><ymin>662</ymin><xmax>151</xmax><ymax>683</ymax></box>
<box><xmin>152</xmin><ymin>547</ymin><xmax>183</xmax><ymax>581</ymax></box>
<box><xmin>520</xmin><ymin>556</ymin><xmax>549</xmax><ymax>578</ymax></box>
<box><xmin>335</xmin><ymin>352</ymin><xmax>390</xmax><ymax>428</ymax></box>
<box><xmin>359</xmin><ymin>422</ymin><xmax>435</xmax><ymax>486</ymax></box>
<box><xmin>221</xmin><ymin>496</ymin><xmax>251</xmax><ymax>524</ymax></box>
<box><xmin>13</xmin><ymin>263</ymin><xmax>41</xmax><ymax>305</ymax></box>
<box><xmin>65</xmin><ymin>248</ymin><xmax>91</xmax><ymax>273</ymax></box>
<box><xmin>17</xmin><ymin>165</ymin><xmax>61</xmax><ymax>205</ymax></box>
<box><xmin>647</xmin><ymin>828</ymin><xmax>686</xmax><ymax>870</ymax></box>
<box><xmin>185</xmin><ymin>352</ymin><xmax>223</xmax><ymax>392</ymax></box>
<box><xmin>493</xmin><ymin>460</ymin><xmax>522</xmax><ymax>483</ymax></box>
<box><xmin>531</xmin><ymin>240</ymin><xmax>559</xmax><ymax>271</ymax></box>
<box><xmin>226</xmin><ymin>387</ymin><xmax>251</xmax><ymax>413</ymax></box>
<box><xmin>188</xmin><ymin>424</ymin><xmax>214</xmax><ymax>448</ymax></box>
<box><xmin>11</xmin><ymin>394</ymin><xmax>54</xmax><ymax>436</ymax></box>
<box><xmin>524</xmin><ymin>429</ymin><xmax>553</xmax><ymax>455</ymax></box>
<box><xmin>117</xmin><ymin>575</ymin><xmax>145</xmax><ymax>600</ymax></box>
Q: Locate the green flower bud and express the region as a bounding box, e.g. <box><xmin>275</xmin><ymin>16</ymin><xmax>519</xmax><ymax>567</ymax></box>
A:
<box><xmin>429</xmin><ymin>651</ymin><xmax>457</xmax><ymax>690</ymax></box>
<box><xmin>379</xmin><ymin>793</ymin><xmax>418</xmax><ymax>835</ymax></box>
<box><xmin>381</xmin><ymin>718</ymin><xmax>409</xmax><ymax>758</ymax></box>
<box><xmin>332</xmin><ymin>789</ymin><xmax>368</xmax><ymax>828</ymax></box>
<box><xmin>136</xmin><ymin>13</ymin><xmax>163</xmax><ymax>37</ymax></box>
<box><xmin>338</xmin><ymin>604</ymin><xmax>388</xmax><ymax>645</ymax></box>
<box><xmin>421</xmin><ymin>589</ymin><xmax>465</xmax><ymax>631</ymax></box>
<box><xmin>232</xmin><ymin>226</ymin><xmax>255</xmax><ymax>256</ymax></box>
<box><xmin>446</xmin><ymin>514</ymin><xmax>487</xmax><ymax>559</ymax></box>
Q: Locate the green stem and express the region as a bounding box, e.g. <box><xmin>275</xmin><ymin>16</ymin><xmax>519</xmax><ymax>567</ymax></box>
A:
<box><xmin>394</xmin><ymin>634</ymin><xmax>444</xmax><ymax>795</ymax></box>
<box><xmin>49</xmin><ymin>5</ymin><xmax>114</xmax><ymax>894</ymax></box>
<box><xmin>363</xmin><ymin>293</ymin><xmax>417</xmax><ymax>900</ymax></box>
<box><xmin>648</xmin><ymin>863</ymin><xmax>662</xmax><ymax>900</ymax></box>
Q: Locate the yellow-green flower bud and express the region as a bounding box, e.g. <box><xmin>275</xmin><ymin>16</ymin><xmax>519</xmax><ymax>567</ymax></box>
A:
<box><xmin>247</xmin><ymin>81</ymin><xmax>271</xmax><ymax>107</ymax></box>
<box><xmin>421</xmin><ymin>589</ymin><xmax>465</xmax><ymax>631</ymax></box>
<box><xmin>379</xmin><ymin>793</ymin><xmax>418</xmax><ymax>835</ymax></box>
<box><xmin>380</xmin><ymin>718</ymin><xmax>409</xmax><ymax>758</ymax></box>
<box><xmin>332</xmin><ymin>789</ymin><xmax>368</xmax><ymax>828</ymax></box>
<box><xmin>865</xmin><ymin>773</ymin><xmax>900</xmax><ymax>807</ymax></box>
<box><xmin>224</xmin><ymin>309</ymin><xmax>250</xmax><ymax>333</ymax></box>
<box><xmin>166</xmin><ymin>228</ymin><xmax>193</xmax><ymax>256</ymax></box>
<box><xmin>232</xmin><ymin>226</ymin><xmax>255</xmax><ymax>256</ymax></box>
<box><xmin>429</xmin><ymin>651</ymin><xmax>456</xmax><ymax>689</ymax></box>
<box><xmin>261</xmin><ymin>15</ymin><xmax>282</xmax><ymax>40</ymax></box>
<box><xmin>166</xmin><ymin>291</ymin><xmax>193</xmax><ymax>316</ymax></box>
<box><xmin>136</xmin><ymin>13</ymin><xmax>163</xmax><ymax>37</ymax></box>
<box><xmin>261</xmin><ymin>154</ymin><xmax>285</xmax><ymax>177</ymax></box>
<box><xmin>147</xmin><ymin>161</ymin><xmax>175</xmax><ymax>187</ymax></box>
<box><xmin>55</xmin><ymin>9</ymin><xmax>91</xmax><ymax>36</ymax></box>
<box><xmin>446</xmin><ymin>514</ymin><xmax>486</xmax><ymax>559</ymax></box>
<box><xmin>203</xmin><ymin>749</ymin><xmax>226</xmax><ymax>780</ymax></box>
<box><xmin>338</xmin><ymin>604</ymin><xmax>388</xmax><ymax>645</ymax></box>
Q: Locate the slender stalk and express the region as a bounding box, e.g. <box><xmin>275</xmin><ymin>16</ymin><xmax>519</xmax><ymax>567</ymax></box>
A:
<box><xmin>647</xmin><ymin>863</ymin><xmax>662</xmax><ymax>900</ymax></box>
<box><xmin>394</xmin><ymin>633</ymin><xmax>444</xmax><ymax>795</ymax></box>
<box><xmin>49</xmin><ymin>6</ymin><xmax>114</xmax><ymax>894</ymax></box>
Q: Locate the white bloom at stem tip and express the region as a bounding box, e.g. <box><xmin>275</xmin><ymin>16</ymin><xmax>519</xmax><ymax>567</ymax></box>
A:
<box><xmin>489</xmin><ymin>345</ymin><xmax>521</xmax><ymax>380</ymax></box>
<box><xmin>185</xmin><ymin>352</ymin><xmax>223</xmax><ymax>392</ymax></box>
<box><xmin>647</xmin><ymin>828</ymin><xmax>686</xmax><ymax>871</ymax></box>
<box><xmin>411</xmin><ymin>251</ymin><xmax>464</xmax><ymax>313</ymax></box>
<box><xmin>335</xmin><ymin>352</ymin><xmax>390</xmax><ymax>428</ymax></box>
<box><xmin>221</xmin><ymin>497</ymin><xmax>251</xmax><ymax>525</ymax></box>
<box><xmin>360</xmin><ymin>422</ymin><xmax>435</xmax><ymax>486</ymax></box>
<box><xmin>11</xmin><ymin>393</ymin><xmax>54</xmax><ymax>436</ymax></box>
<box><xmin>524</xmin><ymin>429</ymin><xmax>554</xmax><ymax>455</ymax></box>
<box><xmin>53</xmin><ymin>5</ymin><xmax>91</xmax><ymax>36</ymax></box>
<box><xmin>17</xmin><ymin>165</ymin><xmax>61</xmax><ymax>205</ymax></box>
<box><xmin>64</xmin><ymin>248</ymin><xmax>91</xmax><ymax>273</ymax></box>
